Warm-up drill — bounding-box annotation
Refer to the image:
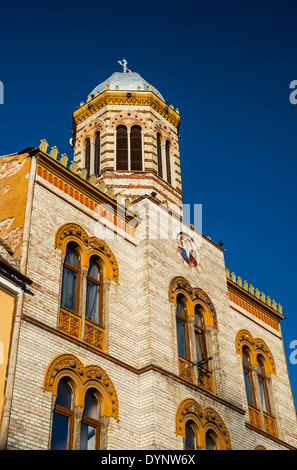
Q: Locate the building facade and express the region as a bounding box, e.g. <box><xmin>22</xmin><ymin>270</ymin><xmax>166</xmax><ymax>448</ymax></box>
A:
<box><xmin>0</xmin><ymin>65</ymin><xmax>296</xmax><ymax>450</ymax></box>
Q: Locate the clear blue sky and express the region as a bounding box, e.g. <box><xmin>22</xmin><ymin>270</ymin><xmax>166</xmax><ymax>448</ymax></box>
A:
<box><xmin>1</xmin><ymin>0</ymin><xmax>297</xmax><ymax>408</ymax></box>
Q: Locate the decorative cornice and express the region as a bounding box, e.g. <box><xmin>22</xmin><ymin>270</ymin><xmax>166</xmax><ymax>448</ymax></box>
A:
<box><xmin>226</xmin><ymin>268</ymin><xmax>283</xmax><ymax>319</ymax></box>
<box><xmin>72</xmin><ymin>90</ymin><xmax>180</xmax><ymax>129</ymax></box>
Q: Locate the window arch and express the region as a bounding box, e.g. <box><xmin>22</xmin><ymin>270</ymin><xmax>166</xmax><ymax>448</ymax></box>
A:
<box><xmin>56</xmin><ymin>223</ymin><xmax>119</xmax><ymax>349</ymax></box>
<box><xmin>116</xmin><ymin>125</ymin><xmax>128</xmax><ymax>170</ymax></box>
<box><xmin>61</xmin><ymin>242</ymin><xmax>80</xmax><ymax>313</ymax></box>
<box><xmin>50</xmin><ymin>376</ymin><xmax>74</xmax><ymax>450</ymax></box>
<box><xmin>176</xmin><ymin>294</ymin><xmax>189</xmax><ymax>359</ymax></box>
<box><xmin>44</xmin><ymin>354</ymin><xmax>119</xmax><ymax>450</ymax></box>
<box><xmin>169</xmin><ymin>277</ymin><xmax>217</xmax><ymax>392</ymax></box>
<box><xmin>176</xmin><ymin>398</ymin><xmax>232</xmax><ymax>450</ymax></box>
<box><xmin>86</xmin><ymin>256</ymin><xmax>103</xmax><ymax>325</ymax></box>
<box><xmin>85</xmin><ymin>138</ymin><xmax>91</xmax><ymax>177</ymax></box>
<box><xmin>235</xmin><ymin>330</ymin><xmax>278</xmax><ymax>437</ymax></box>
<box><xmin>94</xmin><ymin>132</ymin><xmax>101</xmax><ymax>175</ymax></box>
<box><xmin>165</xmin><ymin>139</ymin><xmax>171</xmax><ymax>184</ymax></box>
<box><xmin>156</xmin><ymin>132</ymin><xmax>162</xmax><ymax>178</ymax></box>
<box><xmin>130</xmin><ymin>125</ymin><xmax>142</xmax><ymax>170</ymax></box>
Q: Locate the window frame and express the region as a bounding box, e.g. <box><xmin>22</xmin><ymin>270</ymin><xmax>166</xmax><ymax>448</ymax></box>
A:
<box><xmin>175</xmin><ymin>294</ymin><xmax>190</xmax><ymax>360</ymax></box>
<box><xmin>242</xmin><ymin>346</ymin><xmax>256</xmax><ymax>408</ymax></box>
<box><xmin>194</xmin><ymin>304</ymin><xmax>208</xmax><ymax>367</ymax></box>
<box><xmin>50</xmin><ymin>377</ymin><xmax>75</xmax><ymax>450</ymax></box>
<box><xmin>60</xmin><ymin>243</ymin><xmax>81</xmax><ymax>314</ymax></box>
<box><xmin>80</xmin><ymin>388</ymin><xmax>101</xmax><ymax>450</ymax></box>
<box><xmin>85</xmin><ymin>256</ymin><xmax>103</xmax><ymax>327</ymax></box>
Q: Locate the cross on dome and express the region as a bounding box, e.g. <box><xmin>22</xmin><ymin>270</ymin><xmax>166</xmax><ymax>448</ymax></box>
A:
<box><xmin>117</xmin><ymin>58</ymin><xmax>131</xmax><ymax>73</ymax></box>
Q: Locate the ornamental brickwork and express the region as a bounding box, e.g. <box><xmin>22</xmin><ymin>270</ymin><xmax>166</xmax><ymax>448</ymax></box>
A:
<box><xmin>0</xmin><ymin>68</ymin><xmax>296</xmax><ymax>451</ymax></box>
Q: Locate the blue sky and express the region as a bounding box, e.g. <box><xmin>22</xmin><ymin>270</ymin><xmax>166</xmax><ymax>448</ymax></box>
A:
<box><xmin>1</xmin><ymin>0</ymin><xmax>297</xmax><ymax>409</ymax></box>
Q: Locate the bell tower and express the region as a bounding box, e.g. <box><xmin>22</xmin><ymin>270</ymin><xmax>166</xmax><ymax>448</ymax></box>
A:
<box><xmin>72</xmin><ymin>61</ymin><xmax>182</xmax><ymax>212</ymax></box>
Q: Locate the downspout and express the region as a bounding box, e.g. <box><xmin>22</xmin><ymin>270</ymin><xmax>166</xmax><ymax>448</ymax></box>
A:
<box><xmin>0</xmin><ymin>149</ymin><xmax>38</xmax><ymax>449</ymax></box>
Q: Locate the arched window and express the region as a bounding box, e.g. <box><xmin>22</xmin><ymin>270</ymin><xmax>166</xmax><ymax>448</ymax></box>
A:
<box><xmin>116</xmin><ymin>125</ymin><xmax>128</xmax><ymax>170</ymax></box>
<box><xmin>85</xmin><ymin>138</ymin><xmax>91</xmax><ymax>177</ymax></box>
<box><xmin>61</xmin><ymin>243</ymin><xmax>80</xmax><ymax>313</ymax></box>
<box><xmin>194</xmin><ymin>305</ymin><xmax>207</xmax><ymax>366</ymax></box>
<box><xmin>165</xmin><ymin>139</ymin><xmax>171</xmax><ymax>184</ymax></box>
<box><xmin>50</xmin><ymin>377</ymin><xmax>74</xmax><ymax>450</ymax></box>
<box><xmin>156</xmin><ymin>133</ymin><xmax>163</xmax><ymax>178</ymax></box>
<box><xmin>184</xmin><ymin>421</ymin><xmax>197</xmax><ymax>450</ymax></box>
<box><xmin>130</xmin><ymin>125</ymin><xmax>142</xmax><ymax>170</ymax></box>
<box><xmin>242</xmin><ymin>346</ymin><xmax>256</xmax><ymax>407</ymax></box>
<box><xmin>80</xmin><ymin>388</ymin><xmax>101</xmax><ymax>450</ymax></box>
<box><xmin>86</xmin><ymin>256</ymin><xmax>102</xmax><ymax>325</ymax></box>
<box><xmin>94</xmin><ymin>132</ymin><xmax>101</xmax><ymax>175</ymax></box>
<box><xmin>205</xmin><ymin>430</ymin><xmax>217</xmax><ymax>450</ymax></box>
<box><xmin>176</xmin><ymin>294</ymin><xmax>189</xmax><ymax>359</ymax></box>
<box><xmin>257</xmin><ymin>356</ymin><xmax>270</xmax><ymax>414</ymax></box>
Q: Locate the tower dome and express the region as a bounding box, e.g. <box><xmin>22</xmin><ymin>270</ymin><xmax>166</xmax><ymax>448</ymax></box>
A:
<box><xmin>89</xmin><ymin>71</ymin><xmax>165</xmax><ymax>102</ymax></box>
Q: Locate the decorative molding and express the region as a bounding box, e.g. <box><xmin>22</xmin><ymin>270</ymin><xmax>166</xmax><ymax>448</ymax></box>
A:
<box><xmin>175</xmin><ymin>398</ymin><xmax>232</xmax><ymax>450</ymax></box>
<box><xmin>235</xmin><ymin>329</ymin><xmax>276</xmax><ymax>375</ymax></box>
<box><xmin>168</xmin><ymin>276</ymin><xmax>218</xmax><ymax>329</ymax></box>
<box><xmin>55</xmin><ymin>222</ymin><xmax>119</xmax><ymax>283</ymax></box>
<box><xmin>152</xmin><ymin>120</ymin><xmax>179</xmax><ymax>151</ymax></box>
<box><xmin>73</xmin><ymin>91</ymin><xmax>180</xmax><ymax>129</ymax></box>
<box><xmin>43</xmin><ymin>353</ymin><xmax>119</xmax><ymax>421</ymax></box>
<box><xmin>76</xmin><ymin>118</ymin><xmax>104</xmax><ymax>149</ymax></box>
<box><xmin>109</xmin><ymin>110</ymin><xmax>149</xmax><ymax>131</ymax></box>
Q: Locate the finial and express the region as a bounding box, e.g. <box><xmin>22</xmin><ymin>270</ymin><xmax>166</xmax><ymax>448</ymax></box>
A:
<box><xmin>117</xmin><ymin>58</ymin><xmax>131</xmax><ymax>73</ymax></box>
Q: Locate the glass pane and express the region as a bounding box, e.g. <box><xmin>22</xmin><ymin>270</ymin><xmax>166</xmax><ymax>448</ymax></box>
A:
<box><xmin>244</xmin><ymin>369</ymin><xmax>254</xmax><ymax>406</ymax></box>
<box><xmin>165</xmin><ymin>140</ymin><xmax>171</xmax><ymax>184</ymax></box>
<box><xmin>185</xmin><ymin>422</ymin><xmax>196</xmax><ymax>450</ymax></box>
<box><xmin>130</xmin><ymin>126</ymin><xmax>142</xmax><ymax>171</ymax></box>
<box><xmin>242</xmin><ymin>349</ymin><xmax>251</xmax><ymax>367</ymax></box>
<box><xmin>194</xmin><ymin>307</ymin><xmax>204</xmax><ymax>328</ymax></box>
<box><xmin>195</xmin><ymin>331</ymin><xmax>204</xmax><ymax>364</ymax></box>
<box><xmin>176</xmin><ymin>297</ymin><xmax>187</xmax><ymax>318</ymax></box>
<box><xmin>95</xmin><ymin>133</ymin><xmax>100</xmax><ymax>174</ymax></box>
<box><xmin>258</xmin><ymin>377</ymin><xmax>269</xmax><ymax>413</ymax></box>
<box><xmin>88</xmin><ymin>259</ymin><xmax>100</xmax><ymax>280</ymax></box>
<box><xmin>50</xmin><ymin>412</ymin><xmax>69</xmax><ymax>450</ymax></box>
<box><xmin>116</xmin><ymin>126</ymin><xmax>128</xmax><ymax>170</ymax></box>
<box><xmin>80</xmin><ymin>423</ymin><xmax>96</xmax><ymax>450</ymax></box>
<box><xmin>157</xmin><ymin>133</ymin><xmax>162</xmax><ymax>178</ymax></box>
<box><xmin>84</xmin><ymin>389</ymin><xmax>99</xmax><ymax>420</ymax></box>
<box><xmin>205</xmin><ymin>431</ymin><xmax>217</xmax><ymax>450</ymax></box>
<box><xmin>176</xmin><ymin>318</ymin><xmax>187</xmax><ymax>358</ymax></box>
<box><xmin>56</xmin><ymin>378</ymin><xmax>73</xmax><ymax>409</ymax></box>
<box><xmin>85</xmin><ymin>139</ymin><xmax>91</xmax><ymax>176</ymax></box>
<box><xmin>86</xmin><ymin>280</ymin><xmax>100</xmax><ymax>323</ymax></box>
<box><xmin>65</xmin><ymin>245</ymin><xmax>79</xmax><ymax>268</ymax></box>
<box><xmin>61</xmin><ymin>266</ymin><xmax>77</xmax><ymax>311</ymax></box>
